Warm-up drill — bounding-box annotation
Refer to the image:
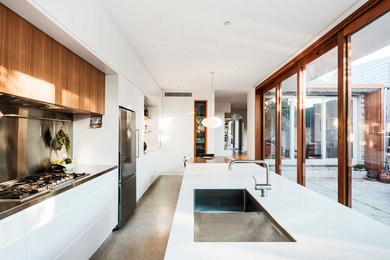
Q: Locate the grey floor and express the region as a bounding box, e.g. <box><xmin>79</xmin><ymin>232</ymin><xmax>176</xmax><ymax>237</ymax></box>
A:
<box><xmin>91</xmin><ymin>175</ymin><xmax>183</xmax><ymax>260</ymax></box>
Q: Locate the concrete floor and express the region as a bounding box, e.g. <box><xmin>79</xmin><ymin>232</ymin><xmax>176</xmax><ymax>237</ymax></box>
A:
<box><xmin>281</xmin><ymin>167</ymin><xmax>390</xmax><ymax>226</ymax></box>
<box><xmin>91</xmin><ymin>175</ymin><xmax>183</xmax><ymax>260</ymax></box>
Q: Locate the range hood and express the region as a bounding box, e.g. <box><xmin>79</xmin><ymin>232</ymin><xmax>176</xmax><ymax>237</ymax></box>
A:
<box><xmin>0</xmin><ymin>93</ymin><xmax>92</xmax><ymax>115</ymax></box>
<box><xmin>0</xmin><ymin>93</ymin><xmax>66</xmax><ymax>110</ymax></box>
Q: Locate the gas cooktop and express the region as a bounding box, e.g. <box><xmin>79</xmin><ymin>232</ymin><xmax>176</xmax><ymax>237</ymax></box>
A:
<box><xmin>0</xmin><ymin>171</ymin><xmax>89</xmax><ymax>202</ymax></box>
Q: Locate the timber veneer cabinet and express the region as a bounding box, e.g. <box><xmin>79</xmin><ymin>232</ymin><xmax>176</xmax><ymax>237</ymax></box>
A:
<box><xmin>0</xmin><ymin>3</ymin><xmax>105</xmax><ymax>115</ymax></box>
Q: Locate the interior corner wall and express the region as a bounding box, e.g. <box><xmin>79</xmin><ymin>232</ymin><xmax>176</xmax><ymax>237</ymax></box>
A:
<box><xmin>161</xmin><ymin>89</ymin><xmax>214</xmax><ymax>173</ymax></box>
<box><xmin>247</xmin><ymin>88</ymin><xmax>256</xmax><ymax>160</ymax></box>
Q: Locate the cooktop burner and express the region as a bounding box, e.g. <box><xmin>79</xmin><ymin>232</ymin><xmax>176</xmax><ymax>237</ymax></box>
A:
<box><xmin>0</xmin><ymin>172</ymin><xmax>89</xmax><ymax>202</ymax></box>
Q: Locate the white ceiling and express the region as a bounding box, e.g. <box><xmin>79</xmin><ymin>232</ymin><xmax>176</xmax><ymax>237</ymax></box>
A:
<box><xmin>98</xmin><ymin>0</ymin><xmax>361</xmax><ymax>93</ymax></box>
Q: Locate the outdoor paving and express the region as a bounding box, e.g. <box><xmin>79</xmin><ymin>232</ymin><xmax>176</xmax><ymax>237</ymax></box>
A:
<box><xmin>281</xmin><ymin>167</ymin><xmax>390</xmax><ymax>227</ymax></box>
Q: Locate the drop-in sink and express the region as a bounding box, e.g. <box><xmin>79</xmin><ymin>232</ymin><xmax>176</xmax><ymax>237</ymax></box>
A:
<box><xmin>194</xmin><ymin>189</ymin><xmax>295</xmax><ymax>242</ymax></box>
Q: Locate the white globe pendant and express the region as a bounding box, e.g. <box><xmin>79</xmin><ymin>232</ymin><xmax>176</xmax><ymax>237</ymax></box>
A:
<box><xmin>201</xmin><ymin>116</ymin><xmax>222</xmax><ymax>129</ymax></box>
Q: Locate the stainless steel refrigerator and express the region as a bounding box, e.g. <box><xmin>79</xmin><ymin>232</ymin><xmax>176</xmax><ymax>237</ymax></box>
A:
<box><xmin>118</xmin><ymin>107</ymin><xmax>137</xmax><ymax>228</ymax></box>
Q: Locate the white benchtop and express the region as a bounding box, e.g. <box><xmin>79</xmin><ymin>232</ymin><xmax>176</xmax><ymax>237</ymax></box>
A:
<box><xmin>164</xmin><ymin>163</ymin><xmax>390</xmax><ymax>260</ymax></box>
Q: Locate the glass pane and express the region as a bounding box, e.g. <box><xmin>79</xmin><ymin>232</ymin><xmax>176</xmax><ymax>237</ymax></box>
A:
<box><xmin>350</xmin><ymin>11</ymin><xmax>390</xmax><ymax>226</ymax></box>
<box><xmin>305</xmin><ymin>98</ymin><xmax>322</xmax><ymax>159</ymax></box>
<box><xmin>195</xmin><ymin>101</ymin><xmax>207</xmax><ymax>157</ymax></box>
<box><xmin>281</xmin><ymin>74</ymin><xmax>297</xmax><ymax>182</ymax></box>
<box><xmin>264</xmin><ymin>88</ymin><xmax>276</xmax><ymax>172</ymax></box>
<box><xmin>305</xmin><ymin>46</ymin><xmax>338</xmax><ymax>201</ymax></box>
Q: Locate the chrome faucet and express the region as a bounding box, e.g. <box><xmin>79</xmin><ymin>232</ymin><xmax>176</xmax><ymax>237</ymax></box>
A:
<box><xmin>228</xmin><ymin>160</ymin><xmax>271</xmax><ymax>197</ymax></box>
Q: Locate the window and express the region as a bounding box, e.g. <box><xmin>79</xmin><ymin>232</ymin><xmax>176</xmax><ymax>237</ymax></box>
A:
<box><xmin>194</xmin><ymin>101</ymin><xmax>207</xmax><ymax>157</ymax></box>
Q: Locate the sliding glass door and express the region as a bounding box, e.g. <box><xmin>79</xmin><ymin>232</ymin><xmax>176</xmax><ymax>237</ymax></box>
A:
<box><xmin>256</xmin><ymin>2</ymin><xmax>390</xmax><ymax>227</ymax></box>
<box><xmin>350</xmin><ymin>11</ymin><xmax>390</xmax><ymax>225</ymax></box>
<box><xmin>280</xmin><ymin>74</ymin><xmax>297</xmax><ymax>182</ymax></box>
<box><xmin>304</xmin><ymin>46</ymin><xmax>338</xmax><ymax>201</ymax></box>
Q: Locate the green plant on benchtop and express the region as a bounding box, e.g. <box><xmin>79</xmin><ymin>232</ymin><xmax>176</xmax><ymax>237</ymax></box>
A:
<box><xmin>354</xmin><ymin>164</ymin><xmax>365</xmax><ymax>171</ymax></box>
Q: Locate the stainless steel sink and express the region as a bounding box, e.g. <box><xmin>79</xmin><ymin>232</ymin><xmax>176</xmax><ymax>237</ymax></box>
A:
<box><xmin>194</xmin><ymin>189</ymin><xmax>295</xmax><ymax>242</ymax></box>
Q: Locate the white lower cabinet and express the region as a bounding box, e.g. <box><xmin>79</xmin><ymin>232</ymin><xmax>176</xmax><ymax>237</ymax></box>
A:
<box><xmin>0</xmin><ymin>169</ymin><xmax>118</xmax><ymax>260</ymax></box>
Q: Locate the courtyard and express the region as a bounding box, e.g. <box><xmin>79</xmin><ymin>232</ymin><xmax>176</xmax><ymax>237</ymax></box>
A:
<box><xmin>281</xmin><ymin>167</ymin><xmax>390</xmax><ymax>226</ymax></box>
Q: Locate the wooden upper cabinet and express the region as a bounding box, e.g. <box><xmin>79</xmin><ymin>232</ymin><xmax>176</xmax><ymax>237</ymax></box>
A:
<box><xmin>64</xmin><ymin>52</ymin><xmax>80</xmax><ymax>109</ymax></box>
<box><xmin>78</xmin><ymin>59</ymin><xmax>90</xmax><ymax>112</ymax></box>
<box><xmin>30</xmin><ymin>25</ymin><xmax>54</xmax><ymax>102</ymax></box>
<box><xmin>78</xmin><ymin>59</ymin><xmax>105</xmax><ymax>114</ymax></box>
<box><xmin>88</xmin><ymin>65</ymin><xmax>105</xmax><ymax>114</ymax></box>
<box><xmin>52</xmin><ymin>42</ymin><xmax>81</xmax><ymax>109</ymax></box>
<box><xmin>0</xmin><ymin>3</ymin><xmax>105</xmax><ymax>115</ymax></box>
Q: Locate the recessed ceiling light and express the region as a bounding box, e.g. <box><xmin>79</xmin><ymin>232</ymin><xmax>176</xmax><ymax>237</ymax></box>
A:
<box><xmin>224</xmin><ymin>21</ymin><xmax>231</xmax><ymax>26</ymax></box>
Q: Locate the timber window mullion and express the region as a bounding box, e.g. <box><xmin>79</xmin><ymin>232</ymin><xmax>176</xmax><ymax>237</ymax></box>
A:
<box><xmin>275</xmin><ymin>83</ymin><xmax>282</xmax><ymax>175</ymax></box>
<box><xmin>337</xmin><ymin>32</ymin><xmax>352</xmax><ymax>207</ymax></box>
<box><xmin>297</xmin><ymin>66</ymin><xmax>306</xmax><ymax>186</ymax></box>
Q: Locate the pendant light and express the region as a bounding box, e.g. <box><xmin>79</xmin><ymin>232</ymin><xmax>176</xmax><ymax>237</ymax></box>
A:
<box><xmin>201</xmin><ymin>72</ymin><xmax>222</xmax><ymax>129</ymax></box>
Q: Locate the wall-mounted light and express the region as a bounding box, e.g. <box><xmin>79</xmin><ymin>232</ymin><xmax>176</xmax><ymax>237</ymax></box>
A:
<box><xmin>90</xmin><ymin>115</ymin><xmax>102</xmax><ymax>128</ymax></box>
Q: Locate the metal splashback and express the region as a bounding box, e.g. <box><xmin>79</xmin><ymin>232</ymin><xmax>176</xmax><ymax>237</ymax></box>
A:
<box><xmin>0</xmin><ymin>103</ymin><xmax>73</xmax><ymax>183</ymax></box>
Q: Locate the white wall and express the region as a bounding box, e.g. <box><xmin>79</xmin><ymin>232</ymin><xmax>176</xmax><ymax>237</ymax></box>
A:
<box><xmin>247</xmin><ymin>88</ymin><xmax>256</xmax><ymax>160</ymax></box>
<box><xmin>214</xmin><ymin>102</ymin><xmax>231</xmax><ymax>156</ymax></box>
<box><xmin>161</xmin><ymin>89</ymin><xmax>214</xmax><ymax>173</ymax></box>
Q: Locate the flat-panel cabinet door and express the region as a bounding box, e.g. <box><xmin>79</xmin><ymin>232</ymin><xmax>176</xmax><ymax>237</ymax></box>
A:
<box><xmin>60</xmin><ymin>51</ymin><xmax>80</xmax><ymax>108</ymax></box>
<box><xmin>78</xmin><ymin>59</ymin><xmax>90</xmax><ymax>112</ymax></box>
<box><xmin>88</xmin><ymin>66</ymin><xmax>105</xmax><ymax>114</ymax></box>
<box><xmin>51</xmin><ymin>41</ymin><xmax>68</xmax><ymax>105</ymax></box>
<box><xmin>118</xmin><ymin>174</ymin><xmax>136</xmax><ymax>228</ymax></box>
<box><xmin>0</xmin><ymin>8</ymin><xmax>29</xmax><ymax>97</ymax></box>
<box><xmin>30</xmin><ymin>27</ymin><xmax>54</xmax><ymax>103</ymax></box>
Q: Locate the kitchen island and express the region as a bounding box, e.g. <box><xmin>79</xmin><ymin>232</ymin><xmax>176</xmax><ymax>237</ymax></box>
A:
<box><xmin>0</xmin><ymin>165</ymin><xmax>118</xmax><ymax>260</ymax></box>
<box><xmin>165</xmin><ymin>163</ymin><xmax>390</xmax><ymax>260</ymax></box>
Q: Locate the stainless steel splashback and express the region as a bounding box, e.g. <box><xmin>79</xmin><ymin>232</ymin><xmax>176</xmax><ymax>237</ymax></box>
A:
<box><xmin>0</xmin><ymin>103</ymin><xmax>73</xmax><ymax>183</ymax></box>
